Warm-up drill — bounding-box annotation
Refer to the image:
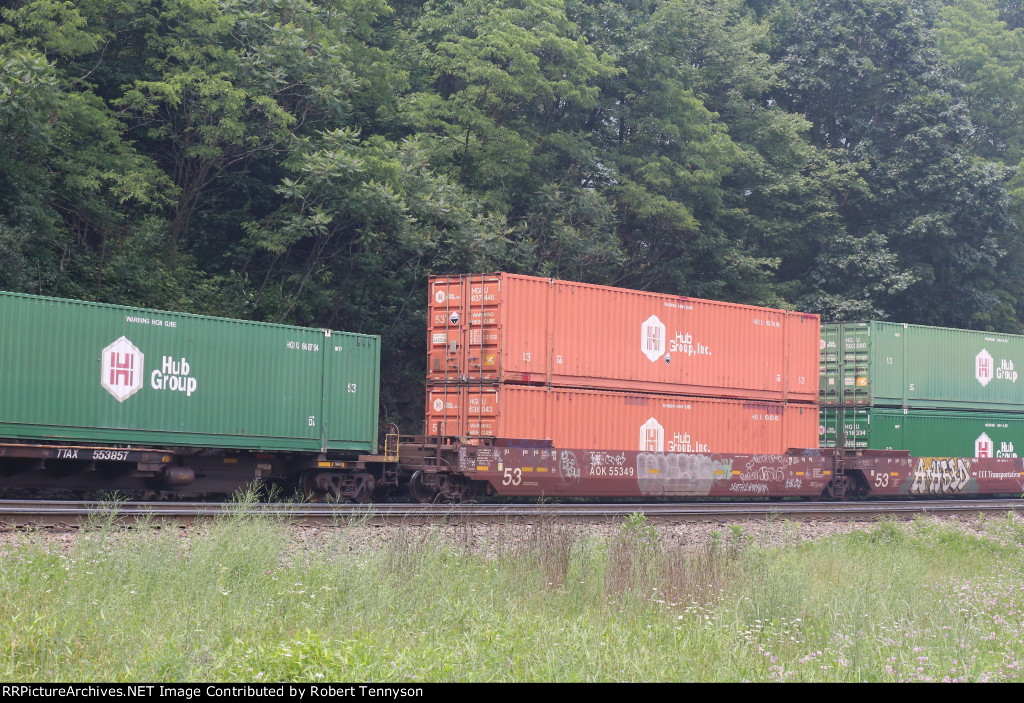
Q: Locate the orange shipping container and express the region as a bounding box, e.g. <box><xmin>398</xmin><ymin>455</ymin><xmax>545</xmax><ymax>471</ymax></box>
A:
<box><xmin>428</xmin><ymin>274</ymin><xmax>819</xmax><ymax>402</ymax></box>
<box><xmin>426</xmin><ymin>384</ymin><xmax>818</xmax><ymax>455</ymax></box>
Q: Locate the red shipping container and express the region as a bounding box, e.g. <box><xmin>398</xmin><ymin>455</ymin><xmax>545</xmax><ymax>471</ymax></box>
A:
<box><xmin>426</xmin><ymin>384</ymin><xmax>818</xmax><ymax>455</ymax></box>
<box><xmin>428</xmin><ymin>274</ymin><xmax>819</xmax><ymax>402</ymax></box>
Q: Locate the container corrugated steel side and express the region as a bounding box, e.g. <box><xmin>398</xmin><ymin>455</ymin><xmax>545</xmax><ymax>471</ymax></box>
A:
<box><xmin>0</xmin><ymin>292</ymin><xmax>379</xmax><ymax>452</ymax></box>
<box><xmin>428</xmin><ymin>274</ymin><xmax>820</xmax><ymax>402</ymax></box>
<box><xmin>820</xmin><ymin>406</ymin><xmax>1024</xmax><ymax>458</ymax></box>
<box><xmin>820</xmin><ymin>321</ymin><xmax>1024</xmax><ymax>410</ymax></box>
<box><xmin>427</xmin><ymin>384</ymin><xmax>818</xmax><ymax>454</ymax></box>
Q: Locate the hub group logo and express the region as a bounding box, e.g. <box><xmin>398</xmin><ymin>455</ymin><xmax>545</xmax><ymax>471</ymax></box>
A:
<box><xmin>641</xmin><ymin>315</ymin><xmax>666</xmax><ymax>362</ymax></box>
<box><xmin>101</xmin><ymin>337</ymin><xmax>144</xmax><ymax>402</ymax></box>
<box><xmin>975</xmin><ymin>348</ymin><xmax>1017</xmax><ymax>387</ymax></box>
<box><xmin>640</xmin><ymin>417</ymin><xmax>664</xmax><ymax>452</ymax></box>
<box><xmin>976</xmin><ymin>350</ymin><xmax>994</xmax><ymax>387</ymax></box>
<box><xmin>100</xmin><ymin>337</ymin><xmax>198</xmax><ymax>401</ymax></box>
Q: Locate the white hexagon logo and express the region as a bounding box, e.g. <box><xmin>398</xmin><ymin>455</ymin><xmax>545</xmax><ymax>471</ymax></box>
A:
<box><xmin>640</xmin><ymin>417</ymin><xmax>664</xmax><ymax>452</ymax></box>
<box><xmin>641</xmin><ymin>315</ymin><xmax>666</xmax><ymax>362</ymax></box>
<box><xmin>434</xmin><ymin>289</ymin><xmax>447</xmax><ymax>304</ymax></box>
<box><xmin>976</xmin><ymin>432</ymin><xmax>993</xmax><ymax>458</ymax></box>
<box><xmin>432</xmin><ymin>398</ymin><xmax>444</xmax><ymax>412</ymax></box>
<box><xmin>101</xmin><ymin>336</ymin><xmax>144</xmax><ymax>402</ymax></box>
<box><xmin>976</xmin><ymin>349</ymin><xmax>994</xmax><ymax>387</ymax></box>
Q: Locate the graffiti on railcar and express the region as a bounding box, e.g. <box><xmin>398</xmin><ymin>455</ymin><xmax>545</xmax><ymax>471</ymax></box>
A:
<box><xmin>559</xmin><ymin>450</ymin><xmax>580</xmax><ymax>481</ymax></box>
<box><xmin>739</xmin><ymin>465</ymin><xmax>785</xmax><ymax>482</ymax></box>
<box><xmin>908</xmin><ymin>457</ymin><xmax>972</xmax><ymax>495</ymax></box>
<box><xmin>585</xmin><ymin>451</ymin><xmax>633</xmax><ymax>477</ymax></box>
<box><xmin>737</xmin><ymin>455</ymin><xmax>788</xmax><ymax>482</ymax></box>
<box><xmin>728</xmin><ymin>482</ymin><xmax>769</xmax><ymax>494</ymax></box>
<box><xmin>636</xmin><ymin>452</ymin><xmax>732</xmax><ymax>496</ymax></box>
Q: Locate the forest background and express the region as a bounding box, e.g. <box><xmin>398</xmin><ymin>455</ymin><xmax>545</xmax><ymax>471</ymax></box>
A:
<box><xmin>3</xmin><ymin>0</ymin><xmax>1023</xmax><ymax>426</ymax></box>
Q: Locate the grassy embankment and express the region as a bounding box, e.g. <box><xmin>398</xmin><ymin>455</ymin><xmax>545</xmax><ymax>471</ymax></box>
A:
<box><xmin>2</xmin><ymin>502</ymin><xmax>1023</xmax><ymax>682</ymax></box>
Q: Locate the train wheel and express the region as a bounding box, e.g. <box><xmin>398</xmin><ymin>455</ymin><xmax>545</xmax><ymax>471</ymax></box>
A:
<box><xmin>301</xmin><ymin>471</ymin><xmax>346</xmax><ymax>502</ymax></box>
<box><xmin>408</xmin><ymin>470</ymin><xmax>436</xmax><ymax>503</ymax></box>
<box><xmin>350</xmin><ymin>473</ymin><xmax>375</xmax><ymax>504</ymax></box>
<box><xmin>826</xmin><ymin>475</ymin><xmax>850</xmax><ymax>500</ymax></box>
<box><xmin>435</xmin><ymin>474</ymin><xmax>473</xmax><ymax>502</ymax></box>
<box><xmin>301</xmin><ymin>471</ymin><xmax>330</xmax><ymax>502</ymax></box>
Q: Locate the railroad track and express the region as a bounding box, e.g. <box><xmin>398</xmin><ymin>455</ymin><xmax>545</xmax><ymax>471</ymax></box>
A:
<box><xmin>1</xmin><ymin>498</ymin><xmax>1023</xmax><ymax>527</ymax></box>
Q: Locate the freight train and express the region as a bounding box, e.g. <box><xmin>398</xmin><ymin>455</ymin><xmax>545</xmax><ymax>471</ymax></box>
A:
<box><xmin>2</xmin><ymin>277</ymin><xmax>1023</xmax><ymax>502</ymax></box>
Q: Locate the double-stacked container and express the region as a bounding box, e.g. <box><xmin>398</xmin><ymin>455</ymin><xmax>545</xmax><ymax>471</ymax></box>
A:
<box><xmin>819</xmin><ymin>321</ymin><xmax>1024</xmax><ymax>457</ymax></box>
<box><xmin>427</xmin><ymin>274</ymin><xmax>821</xmax><ymax>454</ymax></box>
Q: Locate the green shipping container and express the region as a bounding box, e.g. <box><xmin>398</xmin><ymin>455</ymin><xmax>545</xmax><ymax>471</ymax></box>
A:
<box><xmin>0</xmin><ymin>292</ymin><xmax>380</xmax><ymax>452</ymax></box>
<box><xmin>820</xmin><ymin>321</ymin><xmax>1024</xmax><ymax>411</ymax></box>
<box><xmin>819</xmin><ymin>407</ymin><xmax>1023</xmax><ymax>458</ymax></box>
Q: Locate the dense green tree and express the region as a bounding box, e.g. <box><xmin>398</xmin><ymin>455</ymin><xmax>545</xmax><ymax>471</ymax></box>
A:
<box><xmin>8</xmin><ymin>0</ymin><xmax>1024</xmax><ymax>426</ymax></box>
<box><xmin>114</xmin><ymin>0</ymin><xmax>390</xmax><ymax>263</ymax></box>
<box><xmin>401</xmin><ymin>0</ymin><xmax>624</xmax><ymax>279</ymax></box>
<box><xmin>235</xmin><ymin>129</ymin><xmax>508</xmax><ymax>425</ymax></box>
<box><xmin>995</xmin><ymin>0</ymin><xmax>1024</xmax><ymax>28</ymax></box>
<box><xmin>772</xmin><ymin>0</ymin><xmax>1019</xmax><ymax>327</ymax></box>
<box><xmin>0</xmin><ymin>0</ymin><xmax>171</xmax><ymax>301</ymax></box>
<box><xmin>556</xmin><ymin>0</ymin><xmax>742</xmax><ymax>294</ymax></box>
<box><xmin>938</xmin><ymin>0</ymin><xmax>1024</xmax><ymax>162</ymax></box>
<box><xmin>623</xmin><ymin>0</ymin><xmax>860</xmax><ymax>306</ymax></box>
<box><xmin>935</xmin><ymin>0</ymin><xmax>1024</xmax><ymax>327</ymax></box>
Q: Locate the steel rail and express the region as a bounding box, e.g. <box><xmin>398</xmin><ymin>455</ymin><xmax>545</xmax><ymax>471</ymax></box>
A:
<box><xmin>0</xmin><ymin>498</ymin><xmax>1022</xmax><ymax>527</ymax></box>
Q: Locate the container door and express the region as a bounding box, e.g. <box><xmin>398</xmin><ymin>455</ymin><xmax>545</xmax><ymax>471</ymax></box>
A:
<box><xmin>426</xmin><ymin>385</ymin><xmax>465</xmax><ymax>437</ymax></box>
<box><xmin>840</xmin><ymin>323</ymin><xmax>873</xmax><ymax>405</ymax></box>
<box><xmin>463</xmin><ymin>274</ymin><xmax>505</xmax><ymax>382</ymax></box>
<box><xmin>820</xmin><ymin>323</ymin><xmax>841</xmax><ymax>405</ymax></box>
<box><xmin>465</xmin><ymin>274</ymin><xmax>550</xmax><ymax>383</ymax></box>
<box><xmin>427</xmin><ymin>276</ymin><xmax>468</xmax><ymax>382</ymax></box>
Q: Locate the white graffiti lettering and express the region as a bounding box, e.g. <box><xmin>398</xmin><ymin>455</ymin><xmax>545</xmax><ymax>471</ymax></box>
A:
<box><xmin>636</xmin><ymin>453</ymin><xmax>731</xmax><ymax>497</ymax></box>
<box><xmin>908</xmin><ymin>457</ymin><xmax>972</xmax><ymax>495</ymax></box>
<box><xmin>746</xmin><ymin>455</ymin><xmax>786</xmax><ymax>468</ymax></box>
<box><xmin>588</xmin><ymin>452</ymin><xmax>627</xmax><ymax>467</ymax></box>
<box><xmin>559</xmin><ymin>451</ymin><xmax>580</xmax><ymax>480</ymax></box>
<box><xmin>728</xmin><ymin>483</ymin><xmax>769</xmax><ymax>493</ymax></box>
<box><xmin>739</xmin><ymin>467</ymin><xmax>785</xmax><ymax>482</ymax></box>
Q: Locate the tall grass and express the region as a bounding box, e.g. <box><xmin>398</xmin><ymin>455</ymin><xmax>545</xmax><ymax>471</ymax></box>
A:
<box><xmin>1</xmin><ymin>510</ymin><xmax>1023</xmax><ymax>681</ymax></box>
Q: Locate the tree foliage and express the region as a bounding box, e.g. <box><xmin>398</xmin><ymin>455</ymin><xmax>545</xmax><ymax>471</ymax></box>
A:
<box><xmin>2</xmin><ymin>0</ymin><xmax>1024</xmax><ymax>424</ymax></box>
<box><xmin>772</xmin><ymin>0</ymin><xmax>1018</xmax><ymax>327</ymax></box>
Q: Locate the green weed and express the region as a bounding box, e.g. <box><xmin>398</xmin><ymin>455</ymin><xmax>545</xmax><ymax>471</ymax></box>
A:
<box><xmin>0</xmin><ymin>515</ymin><xmax>1021</xmax><ymax>681</ymax></box>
